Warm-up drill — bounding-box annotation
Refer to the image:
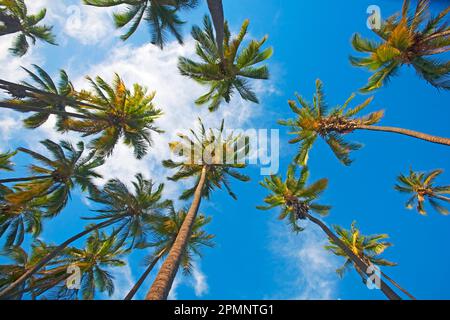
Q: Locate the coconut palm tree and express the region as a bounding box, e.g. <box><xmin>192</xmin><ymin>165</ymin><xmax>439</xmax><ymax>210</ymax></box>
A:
<box><xmin>395</xmin><ymin>168</ymin><xmax>450</xmax><ymax>215</ymax></box>
<box><xmin>178</xmin><ymin>16</ymin><xmax>273</xmax><ymax>111</ymax></box>
<box><xmin>0</xmin><ymin>72</ymin><xmax>98</xmax><ymax>123</ymax></box>
<box><xmin>83</xmin><ymin>0</ymin><xmax>198</xmax><ymax>48</ymax></box>
<box><xmin>0</xmin><ymin>0</ymin><xmax>56</xmax><ymax>56</ymax></box>
<box><xmin>350</xmin><ymin>0</ymin><xmax>450</xmax><ymax>92</ymax></box>
<box><xmin>0</xmin><ymin>139</ymin><xmax>103</xmax><ymax>217</ymax></box>
<box><xmin>65</xmin><ymin>74</ymin><xmax>163</xmax><ymax>159</ymax></box>
<box><xmin>0</xmin><ymin>173</ymin><xmax>170</xmax><ymax>299</ymax></box>
<box><xmin>3</xmin><ymin>65</ymin><xmax>76</xmax><ymax>131</ymax></box>
<box><xmin>257</xmin><ymin>165</ymin><xmax>401</xmax><ymax>300</ymax></box>
<box><xmin>49</xmin><ymin>230</ymin><xmax>129</xmax><ymax>300</ymax></box>
<box><xmin>325</xmin><ymin>221</ymin><xmax>416</xmax><ymax>300</ymax></box>
<box><xmin>0</xmin><ymin>241</ymin><xmax>71</xmax><ymax>300</ymax></box>
<box><xmin>146</xmin><ymin>118</ymin><xmax>250</xmax><ymax>300</ymax></box>
<box><xmin>279</xmin><ymin>79</ymin><xmax>450</xmax><ymax>166</ymax></box>
<box><xmin>125</xmin><ymin>207</ymin><xmax>214</xmax><ymax>300</ymax></box>
<box><xmin>0</xmin><ymin>72</ymin><xmax>163</xmax><ymax>159</ymax></box>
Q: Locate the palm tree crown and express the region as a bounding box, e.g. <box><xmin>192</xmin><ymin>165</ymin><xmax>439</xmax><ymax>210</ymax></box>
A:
<box><xmin>178</xmin><ymin>16</ymin><xmax>273</xmax><ymax>111</ymax></box>
<box><xmin>279</xmin><ymin>79</ymin><xmax>383</xmax><ymax>166</ymax></box>
<box><xmin>257</xmin><ymin>165</ymin><xmax>330</xmax><ymax>232</ymax></box>
<box><xmin>350</xmin><ymin>0</ymin><xmax>450</xmax><ymax>92</ymax></box>
<box><xmin>325</xmin><ymin>221</ymin><xmax>396</xmax><ymax>277</ymax></box>
<box><xmin>149</xmin><ymin>207</ymin><xmax>214</xmax><ymax>274</ymax></box>
<box><xmin>162</xmin><ymin>118</ymin><xmax>251</xmax><ymax>200</ymax></box>
<box><xmin>83</xmin><ymin>0</ymin><xmax>198</xmax><ymax>48</ymax></box>
<box><xmin>2</xmin><ymin>139</ymin><xmax>103</xmax><ymax>217</ymax></box>
<box><xmin>0</xmin><ymin>0</ymin><xmax>56</xmax><ymax>56</ymax></box>
<box><xmin>53</xmin><ymin>230</ymin><xmax>129</xmax><ymax>300</ymax></box>
<box><xmin>395</xmin><ymin>168</ymin><xmax>450</xmax><ymax>215</ymax></box>
<box><xmin>66</xmin><ymin>74</ymin><xmax>163</xmax><ymax>159</ymax></box>
<box><xmin>88</xmin><ymin>173</ymin><xmax>172</xmax><ymax>248</ymax></box>
<box><xmin>8</xmin><ymin>65</ymin><xmax>75</xmax><ymax>131</ymax></box>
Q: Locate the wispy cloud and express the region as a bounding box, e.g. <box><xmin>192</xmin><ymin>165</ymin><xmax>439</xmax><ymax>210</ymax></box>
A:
<box><xmin>191</xmin><ymin>262</ymin><xmax>209</xmax><ymax>297</ymax></box>
<box><xmin>110</xmin><ymin>259</ymin><xmax>135</xmax><ymax>300</ymax></box>
<box><xmin>267</xmin><ymin>220</ymin><xmax>340</xmax><ymax>300</ymax></box>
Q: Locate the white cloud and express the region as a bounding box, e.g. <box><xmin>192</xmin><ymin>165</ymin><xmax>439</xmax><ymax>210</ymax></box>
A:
<box><xmin>0</xmin><ymin>35</ymin><xmax>44</xmax><ymax>82</ymax></box>
<box><xmin>268</xmin><ymin>220</ymin><xmax>340</xmax><ymax>300</ymax></box>
<box><xmin>191</xmin><ymin>262</ymin><xmax>209</xmax><ymax>297</ymax></box>
<box><xmin>26</xmin><ymin>0</ymin><xmax>119</xmax><ymax>46</ymax></box>
<box><xmin>110</xmin><ymin>260</ymin><xmax>135</xmax><ymax>300</ymax></box>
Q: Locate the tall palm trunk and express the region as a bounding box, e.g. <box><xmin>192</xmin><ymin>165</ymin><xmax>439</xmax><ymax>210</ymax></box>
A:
<box><xmin>305</xmin><ymin>212</ymin><xmax>401</xmax><ymax>300</ymax></box>
<box><xmin>0</xmin><ymin>216</ymin><xmax>122</xmax><ymax>299</ymax></box>
<box><xmin>206</xmin><ymin>0</ymin><xmax>225</xmax><ymax>59</ymax></box>
<box><xmin>0</xmin><ymin>102</ymin><xmax>92</xmax><ymax>120</ymax></box>
<box><xmin>0</xmin><ymin>79</ymin><xmax>103</xmax><ymax>110</ymax></box>
<box><xmin>145</xmin><ymin>166</ymin><xmax>208</xmax><ymax>300</ymax></box>
<box><xmin>356</xmin><ymin>124</ymin><xmax>450</xmax><ymax>146</ymax></box>
<box><xmin>380</xmin><ymin>270</ymin><xmax>416</xmax><ymax>300</ymax></box>
<box><xmin>0</xmin><ymin>175</ymin><xmax>53</xmax><ymax>184</ymax></box>
<box><xmin>124</xmin><ymin>249</ymin><xmax>166</xmax><ymax>300</ymax></box>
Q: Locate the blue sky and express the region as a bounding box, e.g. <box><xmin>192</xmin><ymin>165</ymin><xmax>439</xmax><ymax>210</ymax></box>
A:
<box><xmin>0</xmin><ymin>0</ymin><xmax>449</xmax><ymax>300</ymax></box>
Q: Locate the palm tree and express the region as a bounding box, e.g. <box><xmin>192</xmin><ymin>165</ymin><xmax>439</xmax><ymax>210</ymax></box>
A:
<box><xmin>83</xmin><ymin>0</ymin><xmax>198</xmax><ymax>48</ymax></box>
<box><xmin>350</xmin><ymin>0</ymin><xmax>450</xmax><ymax>92</ymax></box>
<box><xmin>65</xmin><ymin>74</ymin><xmax>163</xmax><ymax>159</ymax></box>
<box><xmin>279</xmin><ymin>79</ymin><xmax>450</xmax><ymax>166</ymax></box>
<box><xmin>0</xmin><ymin>0</ymin><xmax>56</xmax><ymax>56</ymax></box>
<box><xmin>0</xmin><ymin>241</ymin><xmax>71</xmax><ymax>300</ymax></box>
<box><xmin>178</xmin><ymin>16</ymin><xmax>273</xmax><ymax>111</ymax></box>
<box><xmin>0</xmin><ymin>139</ymin><xmax>103</xmax><ymax>217</ymax></box>
<box><xmin>51</xmin><ymin>230</ymin><xmax>129</xmax><ymax>300</ymax></box>
<box><xmin>0</xmin><ymin>72</ymin><xmax>163</xmax><ymax>159</ymax></box>
<box><xmin>125</xmin><ymin>207</ymin><xmax>214</xmax><ymax>300</ymax></box>
<box><xmin>0</xmin><ymin>173</ymin><xmax>170</xmax><ymax>299</ymax></box>
<box><xmin>395</xmin><ymin>168</ymin><xmax>450</xmax><ymax>215</ymax></box>
<box><xmin>257</xmin><ymin>164</ymin><xmax>401</xmax><ymax>300</ymax></box>
<box><xmin>325</xmin><ymin>221</ymin><xmax>416</xmax><ymax>300</ymax></box>
<box><xmin>146</xmin><ymin>118</ymin><xmax>250</xmax><ymax>300</ymax></box>
<box><xmin>6</xmin><ymin>65</ymin><xmax>76</xmax><ymax>131</ymax></box>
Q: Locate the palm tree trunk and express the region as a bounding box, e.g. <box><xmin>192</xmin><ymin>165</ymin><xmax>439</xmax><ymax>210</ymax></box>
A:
<box><xmin>0</xmin><ymin>175</ymin><xmax>53</xmax><ymax>184</ymax></box>
<box><xmin>380</xmin><ymin>270</ymin><xmax>416</xmax><ymax>300</ymax></box>
<box><xmin>0</xmin><ymin>216</ymin><xmax>122</xmax><ymax>299</ymax></box>
<box><xmin>356</xmin><ymin>124</ymin><xmax>450</xmax><ymax>146</ymax></box>
<box><xmin>145</xmin><ymin>166</ymin><xmax>208</xmax><ymax>300</ymax></box>
<box><xmin>124</xmin><ymin>249</ymin><xmax>166</xmax><ymax>300</ymax></box>
<box><xmin>305</xmin><ymin>212</ymin><xmax>401</xmax><ymax>300</ymax></box>
<box><xmin>0</xmin><ymin>102</ymin><xmax>92</xmax><ymax>120</ymax></box>
<box><xmin>206</xmin><ymin>0</ymin><xmax>225</xmax><ymax>60</ymax></box>
<box><xmin>0</xmin><ymin>79</ymin><xmax>103</xmax><ymax>110</ymax></box>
